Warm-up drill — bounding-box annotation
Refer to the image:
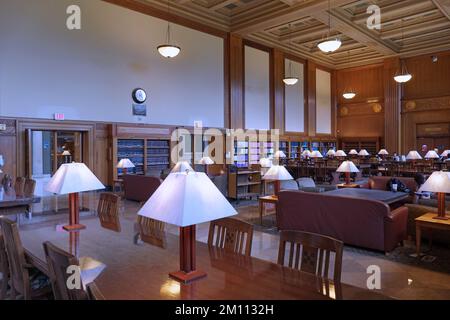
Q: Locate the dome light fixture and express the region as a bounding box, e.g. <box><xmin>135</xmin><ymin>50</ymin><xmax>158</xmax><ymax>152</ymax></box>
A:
<box><xmin>157</xmin><ymin>1</ymin><xmax>181</xmax><ymax>59</ymax></box>
<box><xmin>394</xmin><ymin>19</ymin><xmax>412</xmax><ymax>83</ymax></box>
<box><xmin>342</xmin><ymin>51</ymin><xmax>356</xmax><ymax>99</ymax></box>
<box><xmin>283</xmin><ymin>24</ymin><xmax>299</xmax><ymax>86</ymax></box>
<box><xmin>318</xmin><ymin>0</ymin><xmax>341</xmax><ymax>53</ymax></box>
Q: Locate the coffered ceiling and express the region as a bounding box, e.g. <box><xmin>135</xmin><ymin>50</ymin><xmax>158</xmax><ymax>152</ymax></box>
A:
<box><xmin>130</xmin><ymin>0</ymin><xmax>450</xmax><ymax>68</ymax></box>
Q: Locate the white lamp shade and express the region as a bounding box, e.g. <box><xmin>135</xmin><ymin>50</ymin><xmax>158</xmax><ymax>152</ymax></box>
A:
<box><xmin>259</xmin><ymin>158</ymin><xmax>273</xmax><ymax>168</ymax></box>
<box><xmin>335</xmin><ymin>150</ymin><xmax>347</xmax><ymax>157</ymax></box>
<box><xmin>171</xmin><ymin>161</ymin><xmax>194</xmax><ymax>173</ymax></box>
<box><xmin>342</xmin><ymin>92</ymin><xmax>356</xmax><ymax>99</ymax></box>
<box><xmin>425</xmin><ymin>150</ymin><xmax>440</xmax><ymax>159</ymax></box>
<box><xmin>394</xmin><ymin>74</ymin><xmax>412</xmax><ymax>83</ymax></box>
<box><xmin>310</xmin><ymin>151</ymin><xmax>323</xmax><ymax>158</ymax></box>
<box><xmin>138</xmin><ymin>171</ymin><xmax>237</xmax><ymax>227</ymax></box>
<box><xmin>349</xmin><ymin>149</ymin><xmax>358</xmax><ymax>155</ymax></box>
<box><xmin>274</xmin><ymin>150</ymin><xmax>287</xmax><ymax>158</ymax></box>
<box><xmin>62</xmin><ymin>150</ymin><xmax>71</xmax><ymax>156</ymax></box>
<box><xmin>317</xmin><ymin>39</ymin><xmax>342</xmax><ymax>53</ymax></box>
<box><xmin>302</xmin><ymin>150</ymin><xmax>311</xmax><ymax>157</ymax></box>
<box><xmin>378</xmin><ymin>149</ymin><xmax>389</xmax><ymax>155</ymax></box>
<box><xmin>406</xmin><ymin>151</ymin><xmax>422</xmax><ymax>160</ymax></box>
<box><xmin>45</xmin><ymin>163</ymin><xmax>105</xmax><ymax>195</ymax></box>
<box><xmin>157</xmin><ymin>44</ymin><xmax>181</xmax><ymax>58</ymax></box>
<box><xmin>418</xmin><ymin>171</ymin><xmax>450</xmax><ymax>193</ymax></box>
<box><xmin>358</xmin><ymin>149</ymin><xmax>370</xmax><ymax>156</ymax></box>
<box><xmin>441</xmin><ymin>150</ymin><xmax>450</xmax><ymax>157</ymax></box>
<box><xmin>262</xmin><ymin>165</ymin><xmax>293</xmax><ymax>181</ymax></box>
<box><xmin>283</xmin><ymin>77</ymin><xmax>299</xmax><ymax>85</ymax></box>
<box><xmin>326</xmin><ymin>149</ymin><xmax>336</xmax><ymax>157</ymax></box>
<box><xmin>117</xmin><ymin>158</ymin><xmax>135</xmax><ymax>169</ymax></box>
<box><xmin>199</xmin><ymin>157</ymin><xmax>214</xmax><ymax>165</ymax></box>
<box><xmin>336</xmin><ymin>161</ymin><xmax>360</xmax><ymax>173</ymax></box>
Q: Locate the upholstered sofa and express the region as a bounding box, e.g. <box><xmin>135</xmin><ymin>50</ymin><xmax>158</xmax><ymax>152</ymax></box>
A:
<box><xmin>277</xmin><ymin>190</ymin><xmax>408</xmax><ymax>252</ymax></box>
<box><xmin>122</xmin><ymin>175</ymin><xmax>161</xmax><ymax>202</ymax></box>
<box><xmin>362</xmin><ymin>176</ymin><xmax>418</xmax><ymax>193</ymax></box>
<box><xmin>281</xmin><ymin>177</ymin><xmax>337</xmax><ymax>193</ymax></box>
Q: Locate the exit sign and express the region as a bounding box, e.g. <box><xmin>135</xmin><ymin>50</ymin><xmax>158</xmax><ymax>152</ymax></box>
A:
<box><xmin>54</xmin><ymin>113</ymin><xmax>65</xmax><ymax>121</ymax></box>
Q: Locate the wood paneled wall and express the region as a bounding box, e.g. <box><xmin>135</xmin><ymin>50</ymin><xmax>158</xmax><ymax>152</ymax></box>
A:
<box><xmin>0</xmin><ymin>119</ymin><xmax>17</xmax><ymax>180</ymax></box>
<box><xmin>336</xmin><ymin>64</ymin><xmax>385</xmax><ymax>143</ymax></box>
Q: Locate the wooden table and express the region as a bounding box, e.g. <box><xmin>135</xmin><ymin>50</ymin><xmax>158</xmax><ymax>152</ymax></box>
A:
<box><xmin>0</xmin><ymin>187</ymin><xmax>39</xmax><ymax>218</ymax></box>
<box><xmin>415</xmin><ymin>212</ymin><xmax>450</xmax><ymax>257</ymax></box>
<box><xmin>258</xmin><ymin>195</ymin><xmax>278</xmax><ymax>225</ymax></box>
<box><xmin>19</xmin><ymin>219</ymin><xmax>390</xmax><ymax>300</ymax></box>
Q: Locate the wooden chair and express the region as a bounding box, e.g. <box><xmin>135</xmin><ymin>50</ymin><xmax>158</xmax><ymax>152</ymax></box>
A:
<box><xmin>208</xmin><ymin>218</ymin><xmax>253</xmax><ymax>256</ymax></box>
<box><xmin>277</xmin><ymin>230</ymin><xmax>343</xmax><ymax>282</ymax></box>
<box><xmin>134</xmin><ymin>215</ymin><xmax>166</xmax><ymax>247</ymax></box>
<box><xmin>42</xmin><ymin>241</ymin><xmax>87</xmax><ymax>300</ymax></box>
<box><xmin>86</xmin><ymin>282</ymin><xmax>105</xmax><ymax>300</ymax></box>
<box><xmin>0</xmin><ymin>217</ymin><xmax>51</xmax><ymax>300</ymax></box>
<box><xmin>0</xmin><ymin>233</ymin><xmax>9</xmax><ymax>300</ymax></box>
<box><xmin>23</xmin><ymin>179</ymin><xmax>36</xmax><ymax>197</ymax></box>
<box><xmin>14</xmin><ymin>177</ymin><xmax>26</xmax><ymax>197</ymax></box>
<box><xmin>97</xmin><ymin>193</ymin><xmax>121</xmax><ymax>232</ymax></box>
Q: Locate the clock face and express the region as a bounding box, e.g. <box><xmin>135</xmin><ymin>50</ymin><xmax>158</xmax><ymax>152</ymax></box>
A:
<box><xmin>132</xmin><ymin>88</ymin><xmax>147</xmax><ymax>104</ymax></box>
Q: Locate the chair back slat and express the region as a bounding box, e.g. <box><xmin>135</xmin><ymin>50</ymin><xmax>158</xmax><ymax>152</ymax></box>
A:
<box><xmin>97</xmin><ymin>193</ymin><xmax>121</xmax><ymax>232</ymax></box>
<box><xmin>208</xmin><ymin>218</ymin><xmax>253</xmax><ymax>256</ymax></box>
<box><xmin>136</xmin><ymin>215</ymin><xmax>166</xmax><ymax>247</ymax></box>
<box><xmin>43</xmin><ymin>241</ymin><xmax>87</xmax><ymax>300</ymax></box>
<box><xmin>14</xmin><ymin>177</ymin><xmax>26</xmax><ymax>197</ymax></box>
<box><xmin>0</xmin><ymin>217</ymin><xmax>31</xmax><ymax>299</ymax></box>
<box><xmin>277</xmin><ymin>230</ymin><xmax>343</xmax><ymax>282</ymax></box>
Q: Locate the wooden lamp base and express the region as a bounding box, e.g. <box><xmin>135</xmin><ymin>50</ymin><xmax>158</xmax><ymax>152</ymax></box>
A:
<box><xmin>63</xmin><ymin>193</ymin><xmax>86</xmax><ymax>232</ymax></box>
<box><xmin>433</xmin><ymin>193</ymin><xmax>449</xmax><ymax>220</ymax></box>
<box><xmin>170</xmin><ymin>225</ymin><xmax>207</xmax><ymax>284</ymax></box>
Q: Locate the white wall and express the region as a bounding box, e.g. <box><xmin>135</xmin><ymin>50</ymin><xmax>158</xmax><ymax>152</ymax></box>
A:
<box><xmin>284</xmin><ymin>59</ymin><xmax>304</xmax><ymax>133</ymax></box>
<box><xmin>244</xmin><ymin>46</ymin><xmax>270</xmax><ymax>130</ymax></box>
<box><xmin>0</xmin><ymin>0</ymin><xmax>224</xmax><ymax>127</ymax></box>
<box><xmin>315</xmin><ymin>69</ymin><xmax>332</xmax><ymax>134</ymax></box>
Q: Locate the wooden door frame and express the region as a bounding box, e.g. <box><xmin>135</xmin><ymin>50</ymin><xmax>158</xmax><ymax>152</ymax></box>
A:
<box><xmin>17</xmin><ymin>120</ymin><xmax>95</xmax><ymax>178</ymax></box>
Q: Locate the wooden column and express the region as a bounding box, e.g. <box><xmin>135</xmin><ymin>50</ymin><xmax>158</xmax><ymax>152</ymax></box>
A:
<box><xmin>227</xmin><ymin>34</ymin><xmax>244</xmax><ymax>129</ymax></box>
<box><xmin>305</xmin><ymin>60</ymin><xmax>316</xmax><ymax>136</ymax></box>
<box><xmin>272</xmin><ymin>49</ymin><xmax>285</xmax><ymax>133</ymax></box>
<box><xmin>383</xmin><ymin>58</ymin><xmax>402</xmax><ymax>154</ymax></box>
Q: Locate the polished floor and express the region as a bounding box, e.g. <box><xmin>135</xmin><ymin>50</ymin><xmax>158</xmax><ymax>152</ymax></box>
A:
<box><xmin>18</xmin><ymin>192</ymin><xmax>450</xmax><ymax>300</ymax></box>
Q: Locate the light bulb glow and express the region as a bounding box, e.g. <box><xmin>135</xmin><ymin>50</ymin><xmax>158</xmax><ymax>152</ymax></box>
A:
<box><xmin>318</xmin><ymin>39</ymin><xmax>341</xmax><ymax>53</ymax></box>
<box><xmin>283</xmin><ymin>77</ymin><xmax>299</xmax><ymax>85</ymax></box>
<box><xmin>342</xmin><ymin>92</ymin><xmax>356</xmax><ymax>99</ymax></box>
<box><xmin>394</xmin><ymin>73</ymin><xmax>412</xmax><ymax>83</ymax></box>
<box><xmin>157</xmin><ymin>44</ymin><xmax>181</xmax><ymax>58</ymax></box>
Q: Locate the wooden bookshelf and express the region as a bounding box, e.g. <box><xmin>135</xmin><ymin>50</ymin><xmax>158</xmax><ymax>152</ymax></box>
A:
<box><xmin>228</xmin><ymin>166</ymin><xmax>261</xmax><ymax>201</ymax></box>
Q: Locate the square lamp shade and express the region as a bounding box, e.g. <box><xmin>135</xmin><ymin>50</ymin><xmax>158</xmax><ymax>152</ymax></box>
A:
<box><xmin>406</xmin><ymin>151</ymin><xmax>423</xmax><ymax>160</ymax></box>
<box><xmin>117</xmin><ymin>158</ymin><xmax>135</xmax><ymax>175</ymax></box>
<box><xmin>336</xmin><ymin>161</ymin><xmax>359</xmax><ymax>185</ymax></box>
<box><xmin>378</xmin><ymin>149</ymin><xmax>389</xmax><ymax>156</ymax></box>
<box><xmin>349</xmin><ymin>149</ymin><xmax>358</xmax><ymax>155</ymax></box>
<box><xmin>425</xmin><ymin>150</ymin><xmax>440</xmax><ymax>159</ymax></box>
<box><xmin>441</xmin><ymin>150</ymin><xmax>450</xmax><ymax>157</ymax></box>
<box><xmin>302</xmin><ymin>150</ymin><xmax>311</xmax><ymax>157</ymax></box>
<box><xmin>274</xmin><ymin>150</ymin><xmax>287</xmax><ymax>158</ymax></box>
<box><xmin>335</xmin><ymin>150</ymin><xmax>347</xmax><ymax>157</ymax></box>
<box><xmin>326</xmin><ymin>149</ymin><xmax>336</xmax><ymax>157</ymax></box>
<box><xmin>259</xmin><ymin>157</ymin><xmax>272</xmax><ymax>168</ymax></box>
<box><xmin>310</xmin><ymin>150</ymin><xmax>323</xmax><ymax>158</ymax></box>
<box><xmin>419</xmin><ymin>171</ymin><xmax>450</xmax><ymax>220</ymax></box>
<box><xmin>171</xmin><ymin>161</ymin><xmax>194</xmax><ymax>173</ymax></box>
<box><xmin>138</xmin><ymin>171</ymin><xmax>237</xmax><ymax>283</ymax></box>
<box><xmin>358</xmin><ymin>149</ymin><xmax>370</xmax><ymax>157</ymax></box>
<box><xmin>198</xmin><ymin>156</ymin><xmax>214</xmax><ymax>165</ymax></box>
<box><xmin>262</xmin><ymin>165</ymin><xmax>293</xmax><ymax>195</ymax></box>
<box><xmin>45</xmin><ymin>163</ymin><xmax>105</xmax><ymax>231</ymax></box>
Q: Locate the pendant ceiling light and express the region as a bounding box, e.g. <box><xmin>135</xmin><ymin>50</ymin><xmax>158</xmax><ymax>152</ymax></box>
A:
<box><xmin>394</xmin><ymin>19</ymin><xmax>412</xmax><ymax>83</ymax></box>
<box><xmin>342</xmin><ymin>51</ymin><xmax>356</xmax><ymax>99</ymax></box>
<box><xmin>157</xmin><ymin>0</ymin><xmax>180</xmax><ymax>58</ymax></box>
<box><xmin>283</xmin><ymin>24</ymin><xmax>299</xmax><ymax>86</ymax></box>
<box><xmin>318</xmin><ymin>0</ymin><xmax>341</xmax><ymax>53</ymax></box>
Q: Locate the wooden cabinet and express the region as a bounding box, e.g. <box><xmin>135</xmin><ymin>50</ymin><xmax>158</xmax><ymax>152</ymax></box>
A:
<box><xmin>228</xmin><ymin>167</ymin><xmax>261</xmax><ymax>201</ymax></box>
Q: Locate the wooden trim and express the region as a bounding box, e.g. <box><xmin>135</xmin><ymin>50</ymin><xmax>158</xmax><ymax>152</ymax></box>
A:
<box><xmin>102</xmin><ymin>0</ymin><xmax>228</xmax><ymax>39</ymax></box>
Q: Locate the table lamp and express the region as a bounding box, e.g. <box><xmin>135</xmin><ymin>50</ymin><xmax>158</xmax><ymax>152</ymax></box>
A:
<box><xmin>138</xmin><ymin>170</ymin><xmax>237</xmax><ymax>283</ymax></box>
<box><xmin>117</xmin><ymin>158</ymin><xmax>135</xmax><ymax>175</ymax></box>
<box><xmin>349</xmin><ymin>149</ymin><xmax>358</xmax><ymax>156</ymax></box>
<box><xmin>326</xmin><ymin>149</ymin><xmax>336</xmax><ymax>158</ymax></box>
<box><xmin>274</xmin><ymin>150</ymin><xmax>286</xmax><ymax>159</ymax></box>
<box><xmin>358</xmin><ymin>149</ymin><xmax>370</xmax><ymax>157</ymax></box>
<box><xmin>198</xmin><ymin>156</ymin><xmax>214</xmax><ymax>174</ymax></box>
<box><xmin>302</xmin><ymin>150</ymin><xmax>311</xmax><ymax>159</ymax></box>
<box><xmin>418</xmin><ymin>171</ymin><xmax>450</xmax><ymax>220</ymax></box>
<box><xmin>262</xmin><ymin>165</ymin><xmax>293</xmax><ymax>195</ymax></box>
<box><xmin>259</xmin><ymin>157</ymin><xmax>272</xmax><ymax>168</ymax></box>
<box><xmin>378</xmin><ymin>149</ymin><xmax>389</xmax><ymax>160</ymax></box>
<box><xmin>171</xmin><ymin>161</ymin><xmax>194</xmax><ymax>173</ymax></box>
<box><xmin>335</xmin><ymin>150</ymin><xmax>347</xmax><ymax>158</ymax></box>
<box><xmin>406</xmin><ymin>150</ymin><xmax>422</xmax><ymax>165</ymax></box>
<box><xmin>336</xmin><ymin>161</ymin><xmax>359</xmax><ymax>185</ymax></box>
<box><xmin>441</xmin><ymin>150</ymin><xmax>450</xmax><ymax>158</ymax></box>
<box><xmin>425</xmin><ymin>150</ymin><xmax>439</xmax><ymax>160</ymax></box>
<box><xmin>310</xmin><ymin>150</ymin><xmax>323</xmax><ymax>159</ymax></box>
<box><xmin>45</xmin><ymin>163</ymin><xmax>105</xmax><ymax>231</ymax></box>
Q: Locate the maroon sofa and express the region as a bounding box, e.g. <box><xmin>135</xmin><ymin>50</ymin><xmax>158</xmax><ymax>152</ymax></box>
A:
<box><xmin>362</xmin><ymin>176</ymin><xmax>418</xmax><ymax>192</ymax></box>
<box><xmin>277</xmin><ymin>190</ymin><xmax>408</xmax><ymax>252</ymax></box>
<box><xmin>122</xmin><ymin>175</ymin><xmax>161</xmax><ymax>202</ymax></box>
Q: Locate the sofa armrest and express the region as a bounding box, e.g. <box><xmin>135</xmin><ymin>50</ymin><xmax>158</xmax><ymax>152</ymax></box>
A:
<box><xmin>386</xmin><ymin>206</ymin><xmax>409</xmax><ymax>222</ymax></box>
<box><xmin>384</xmin><ymin>206</ymin><xmax>408</xmax><ymax>252</ymax></box>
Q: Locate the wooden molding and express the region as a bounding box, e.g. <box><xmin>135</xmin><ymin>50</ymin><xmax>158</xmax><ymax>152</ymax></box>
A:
<box><xmin>402</xmin><ymin>96</ymin><xmax>450</xmax><ymax>113</ymax></box>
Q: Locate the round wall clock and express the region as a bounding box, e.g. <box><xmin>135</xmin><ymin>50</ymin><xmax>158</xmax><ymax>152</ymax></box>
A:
<box><xmin>132</xmin><ymin>88</ymin><xmax>147</xmax><ymax>104</ymax></box>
